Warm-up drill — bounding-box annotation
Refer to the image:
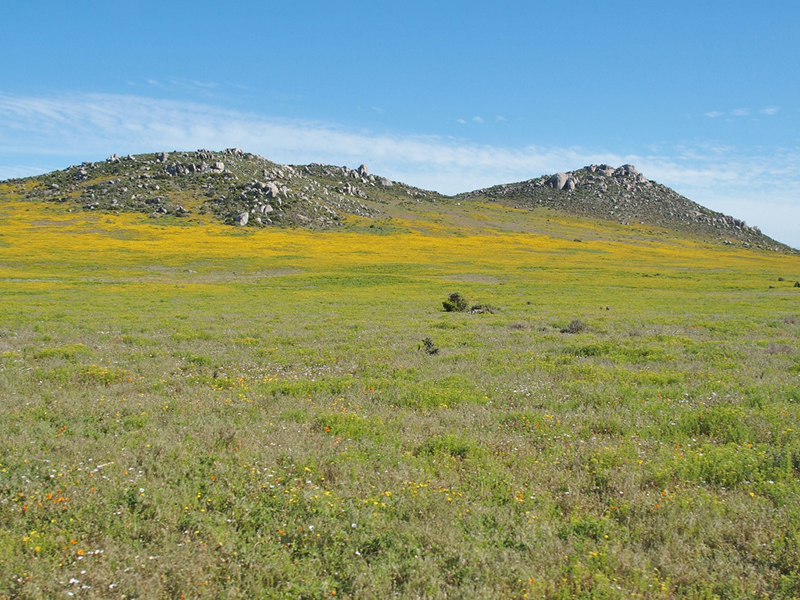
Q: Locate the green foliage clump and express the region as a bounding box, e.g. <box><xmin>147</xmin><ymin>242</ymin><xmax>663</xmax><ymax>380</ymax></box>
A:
<box><xmin>171</xmin><ymin>328</ymin><xmax>214</xmax><ymax>342</ymax></box>
<box><xmin>33</xmin><ymin>343</ymin><xmax>90</xmax><ymax>360</ymax></box>
<box><xmin>677</xmin><ymin>405</ymin><xmax>753</xmax><ymax>444</ymax></box>
<box><xmin>415</xmin><ymin>433</ymin><xmax>480</xmax><ymax>459</ymax></box>
<box><xmin>443</xmin><ymin>292</ymin><xmax>468</xmax><ymax>312</ymax></box>
<box><xmin>184</xmin><ymin>354</ymin><xmax>215</xmax><ymax>367</ymax></box>
<box><xmin>314</xmin><ymin>413</ymin><xmax>386</xmax><ymax>442</ymax></box>
<box><xmin>80</xmin><ymin>364</ymin><xmax>128</xmax><ymax>386</ymax></box>
<box><xmin>559</xmin><ymin>515</ymin><xmax>611</xmax><ymax>542</ymax></box>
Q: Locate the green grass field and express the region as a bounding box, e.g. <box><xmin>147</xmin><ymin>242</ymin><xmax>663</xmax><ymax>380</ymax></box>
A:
<box><xmin>1</xmin><ymin>197</ymin><xmax>800</xmax><ymax>599</ymax></box>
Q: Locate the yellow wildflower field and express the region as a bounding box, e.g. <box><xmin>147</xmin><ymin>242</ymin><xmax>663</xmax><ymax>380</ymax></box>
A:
<box><xmin>0</xmin><ymin>198</ymin><xmax>799</xmax><ymax>599</ymax></box>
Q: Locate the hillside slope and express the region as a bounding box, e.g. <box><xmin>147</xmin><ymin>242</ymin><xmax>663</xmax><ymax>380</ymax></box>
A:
<box><xmin>457</xmin><ymin>164</ymin><xmax>791</xmax><ymax>252</ymax></box>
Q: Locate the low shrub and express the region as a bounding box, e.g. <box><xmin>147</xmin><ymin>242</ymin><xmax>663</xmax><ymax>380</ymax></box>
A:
<box><xmin>421</xmin><ymin>337</ymin><xmax>439</xmax><ymax>355</ymax></box>
<box><xmin>469</xmin><ymin>304</ymin><xmax>497</xmax><ymax>314</ymax></box>
<box><xmin>415</xmin><ymin>433</ymin><xmax>479</xmax><ymax>459</ymax></box>
<box><xmin>443</xmin><ymin>292</ymin><xmax>468</xmax><ymax>312</ymax></box>
<box><xmin>561</xmin><ymin>319</ymin><xmax>587</xmax><ymax>334</ymax></box>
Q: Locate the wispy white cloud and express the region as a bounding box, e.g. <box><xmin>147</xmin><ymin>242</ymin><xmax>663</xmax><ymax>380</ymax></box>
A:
<box><xmin>705</xmin><ymin>107</ymin><xmax>779</xmax><ymax>119</ymax></box>
<box><xmin>0</xmin><ymin>163</ymin><xmax>52</xmax><ymax>179</ymax></box>
<box><xmin>456</xmin><ymin>118</ymin><xmax>467</xmax><ymax>124</ymax></box>
<box><xmin>472</xmin><ymin>116</ymin><xmax>484</xmax><ymax>124</ymax></box>
<box><xmin>187</xmin><ymin>80</ymin><xmax>218</xmax><ymax>89</ymax></box>
<box><xmin>0</xmin><ymin>92</ymin><xmax>798</xmax><ymax>247</ymax></box>
<box><xmin>495</xmin><ymin>115</ymin><xmax>507</xmax><ymax>122</ymax></box>
<box><xmin>146</xmin><ymin>78</ymin><xmax>218</xmax><ymax>92</ymax></box>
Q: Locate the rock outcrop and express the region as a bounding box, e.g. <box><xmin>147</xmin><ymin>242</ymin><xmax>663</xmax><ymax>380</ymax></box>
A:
<box><xmin>458</xmin><ymin>164</ymin><xmax>791</xmax><ymax>251</ymax></box>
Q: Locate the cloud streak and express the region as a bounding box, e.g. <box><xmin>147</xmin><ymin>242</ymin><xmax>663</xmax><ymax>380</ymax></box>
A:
<box><xmin>705</xmin><ymin>106</ymin><xmax>780</xmax><ymax>119</ymax></box>
<box><xmin>0</xmin><ymin>92</ymin><xmax>617</xmax><ymax>189</ymax></box>
<box><xmin>0</xmin><ymin>92</ymin><xmax>798</xmax><ymax>247</ymax></box>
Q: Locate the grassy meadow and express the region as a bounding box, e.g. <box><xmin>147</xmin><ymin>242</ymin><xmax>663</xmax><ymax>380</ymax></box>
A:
<box><xmin>1</xmin><ymin>196</ymin><xmax>800</xmax><ymax>599</ymax></box>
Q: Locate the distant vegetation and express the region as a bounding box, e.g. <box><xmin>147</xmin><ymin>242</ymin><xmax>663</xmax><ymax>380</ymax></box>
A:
<box><xmin>1</xmin><ymin>156</ymin><xmax>800</xmax><ymax>598</ymax></box>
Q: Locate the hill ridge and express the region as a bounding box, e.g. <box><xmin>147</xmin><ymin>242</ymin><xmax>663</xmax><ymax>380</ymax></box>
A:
<box><xmin>0</xmin><ymin>148</ymin><xmax>794</xmax><ymax>253</ymax></box>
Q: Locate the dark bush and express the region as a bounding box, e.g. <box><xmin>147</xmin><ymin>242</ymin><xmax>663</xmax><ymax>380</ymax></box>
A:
<box><xmin>443</xmin><ymin>292</ymin><xmax>469</xmax><ymax>312</ymax></box>
<box><xmin>421</xmin><ymin>337</ymin><xmax>439</xmax><ymax>355</ymax></box>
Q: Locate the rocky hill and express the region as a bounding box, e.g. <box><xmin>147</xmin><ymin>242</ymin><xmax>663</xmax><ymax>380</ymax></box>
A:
<box><xmin>0</xmin><ymin>148</ymin><xmax>419</xmax><ymax>229</ymax></box>
<box><xmin>457</xmin><ymin>164</ymin><xmax>792</xmax><ymax>251</ymax></box>
<box><xmin>0</xmin><ymin>149</ymin><xmax>793</xmax><ymax>252</ymax></box>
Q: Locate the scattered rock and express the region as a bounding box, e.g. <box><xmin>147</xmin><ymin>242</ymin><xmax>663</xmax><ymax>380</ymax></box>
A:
<box><xmin>614</xmin><ymin>164</ymin><xmax>639</xmax><ymax>177</ymax></box>
<box><xmin>265</xmin><ymin>182</ymin><xmax>280</xmax><ymax>198</ymax></box>
<box><xmin>549</xmin><ymin>173</ymin><xmax>569</xmax><ymax>190</ymax></box>
<box><xmin>595</xmin><ymin>164</ymin><xmax>615</xmax><ymax>176</ymax></box>
<box><xmin>470</xmin><ymin>304</ymin><xmax>497</xmax><ymax>314</ymax></box>
<box><xmin>234</xmin><ymin>212</ymin><xmax>249</xmax><ymax>226</ymax></box>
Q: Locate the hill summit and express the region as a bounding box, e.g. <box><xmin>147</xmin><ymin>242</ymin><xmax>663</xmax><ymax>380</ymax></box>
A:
<box><xmin>1</xmin><ymin>148</ymin><xmax>793</xmax><ymax>252</ymax></box>
<box><xmin>458</xmin><ymin>164</ymin><xmax>778</xmax><ymax>250</ymax></box>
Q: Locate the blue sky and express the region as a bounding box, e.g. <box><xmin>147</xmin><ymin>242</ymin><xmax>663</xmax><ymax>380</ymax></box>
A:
<box><xmin>2</xmin><ymin>1</ymin><xmax>799</xmax><ymax>247</ymax></box>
